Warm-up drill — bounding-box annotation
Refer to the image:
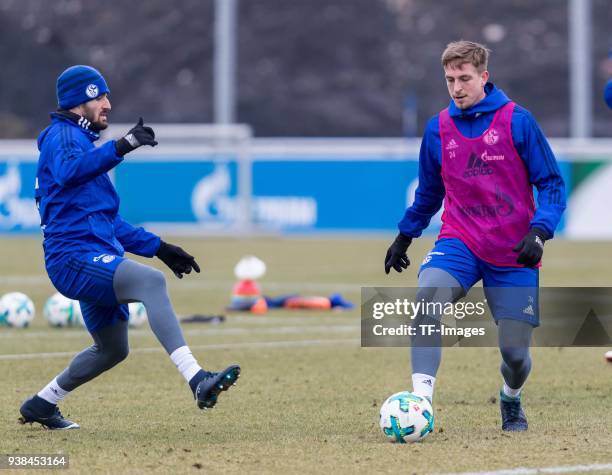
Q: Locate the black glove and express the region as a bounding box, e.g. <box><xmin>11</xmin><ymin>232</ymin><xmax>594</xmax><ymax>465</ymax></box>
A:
<box><xmin>384</xmin><ymin>233</ymin><xmax>412</xmax><ymax>274</ymax></box>
<box><xmin>156</xmin><ymin>240</ymin><xmax>200</xmax><ymax>279</ymax></box>
<box><xmin>512</xmin><ymin>227</ymin><xmax>547</xmax><ymax>267</ymax></box>
<box><xmin>115</xmin><ymin>117</ymin><xmax>158</xmax><ymax>156</ymax></box>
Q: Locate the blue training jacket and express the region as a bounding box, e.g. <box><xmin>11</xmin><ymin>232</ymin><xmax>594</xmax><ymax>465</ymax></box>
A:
<box><xmin>35</xmin><ymin>113</ymin><xmax>161</xmax><ymax>270</ymax></box>
<box><xmin>398</xmin><ymin>82</ymin><xmax>566</xmax><ymax>240</ymax></box>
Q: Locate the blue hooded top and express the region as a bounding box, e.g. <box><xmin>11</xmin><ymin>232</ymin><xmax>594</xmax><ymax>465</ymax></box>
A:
<box><xmin>398</xmin><ymin>82</ymin><xmax>566</xmax><ymax>239</ymax></box>
<box><xmin>35</xmin><ymin>113</ymin><xmax>160</xmax><ymax>271</ymax></box>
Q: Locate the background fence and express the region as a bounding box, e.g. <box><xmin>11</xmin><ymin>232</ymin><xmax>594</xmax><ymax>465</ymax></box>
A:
<box><xmin>4</xmin><ymin>133</ymin><xmax>612</xmax><ymax>238</ymax></box>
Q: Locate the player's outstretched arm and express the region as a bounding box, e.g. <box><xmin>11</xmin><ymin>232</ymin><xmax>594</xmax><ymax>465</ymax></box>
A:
<box><xmin>385</xmin><ymin>118</ymin><xmax>443</xmax><ymax>275</ymax></box>
<box><xmin>50</xmin><ymin>134</ymin><xmax>123</xmax><ymax>187</ymax></box>
<box><xmin>49</xmin><ymin>119</ymin><xmax>157</xmax><ymax>188</ymax></box>
<box><xmin>156</xmin><ymin>241</ymin><xmax>201</xmax><ymax>279</ymax></box>
<box><xmin>114</xmin><ymin>117</ymin><xmax>158</xmax><ymax>156</ymax></box>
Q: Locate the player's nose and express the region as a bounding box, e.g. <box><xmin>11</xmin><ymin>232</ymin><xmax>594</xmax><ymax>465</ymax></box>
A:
<box><xmin>102</xmin><ymin>96</ymin><xmax>111</xmax><ymax>110</ymax></box>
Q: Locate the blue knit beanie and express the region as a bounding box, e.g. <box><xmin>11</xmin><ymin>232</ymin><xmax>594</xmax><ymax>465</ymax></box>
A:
<box><xmin>605</xmin><ymin>79</ymin><xmax>612</xmax><ymax>110</ymax></box>
<box><xmin>56</xmin><ymin>65</ymin><xmax>110</xmax><ymax>110</ymax></box>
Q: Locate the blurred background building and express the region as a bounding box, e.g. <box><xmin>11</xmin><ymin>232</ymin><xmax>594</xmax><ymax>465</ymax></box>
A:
<box><xmin>0</xmin><ymin>0</ymin><xmax>611</xmax><ymax>138</ymax></box>
<box><xmin>0</xmin><ymin>0</ymin><xmax>610</xmax><ymax>238</ymax></box>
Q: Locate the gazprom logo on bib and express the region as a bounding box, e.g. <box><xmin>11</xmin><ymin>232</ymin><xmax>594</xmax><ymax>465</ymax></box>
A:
<box><xmin>85</xmin><ymin>84</ymin><xmax>99</xmax><ymax>98</ymax></box>
<box><xmin>481</xmin><ymin>151</ymin><xmax>505</xmax><ymax>162</ymax></box>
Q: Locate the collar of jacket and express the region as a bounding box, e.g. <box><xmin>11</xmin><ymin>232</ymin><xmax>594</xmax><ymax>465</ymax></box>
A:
<box><xmin>50</xmin><ymin>111</ymin><xmax>101</xmax><ymax>142</ymax></box>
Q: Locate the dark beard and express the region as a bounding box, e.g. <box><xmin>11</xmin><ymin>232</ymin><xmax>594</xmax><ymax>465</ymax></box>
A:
<box><xmin>56</xmin><ymin>110</ymin><xmax>105</xmax><ymax>132</ymax></box>
<box><xmin>92</xmin><ymin>120</ymin><xmax>108</xmax><ymax>131</ymax></box>
<box><xmin>81</xmin><ymin>111</ymin><xmax>107</xmax><ymax>132</ymax></box>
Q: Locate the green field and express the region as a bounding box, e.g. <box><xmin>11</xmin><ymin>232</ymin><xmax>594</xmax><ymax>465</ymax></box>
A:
<box><xmin>1</xmin><ymin>237</ymin><xmax>612</xmax><ymax>474</ymax></box>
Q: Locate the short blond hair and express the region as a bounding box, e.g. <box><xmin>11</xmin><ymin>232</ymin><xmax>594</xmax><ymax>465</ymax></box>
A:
<box><xmin>441</xmin><ymin>41</ymin><xmax>491</xmax><ymax>72</ymax></box>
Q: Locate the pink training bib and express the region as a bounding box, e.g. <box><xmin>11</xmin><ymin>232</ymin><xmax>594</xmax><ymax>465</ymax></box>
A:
<box><xmin>438</xmin><ymin>102</ymin><xmax>535</xmax><ymax>267</ymax></box>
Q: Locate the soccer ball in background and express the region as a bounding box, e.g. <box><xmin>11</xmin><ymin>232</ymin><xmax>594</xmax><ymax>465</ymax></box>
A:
<box><xmin>128</xmin><ymin>302</ymin><xmax>148</xmax><ymax>328</ymax></box>
<box><xmin>44</xmin><ymin>292</ymin><xmax>82</xmax><ymax>327</ymax></box>
<box><xmin>0</xmin><ymin>292</ymin><xmax>35</xmax><ymax>328</ymax></box>
<box><xmin>379</xmin><ymin>391</ymin><xmax>434</xmax><ymax>443</ymax></box>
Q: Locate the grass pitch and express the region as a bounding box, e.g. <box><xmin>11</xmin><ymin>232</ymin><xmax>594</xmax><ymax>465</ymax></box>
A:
<box><xmin>1</xmin><ymin>237</ymin><xmax>611</xmax><ymax>474</ymax></box>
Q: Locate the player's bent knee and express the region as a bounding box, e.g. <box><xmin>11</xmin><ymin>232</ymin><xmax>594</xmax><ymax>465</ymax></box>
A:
<box><xmin>141</xmin><ymin>266</ymin><xmax>167</xmax><ymax>292</ymax></box>
<box><xmin>103</xmin><ymin>344</ymin><xmax>129</xmax><ymax>367</ymax></box>
<box><xmin>500</xmin><ymin>347</ymin><xmax>529</xmax><ymax>370</ymax></box>
<box><xmin>116</xmin><ymin>344</ymin><xmax>129</xmax><ymax>362</ymax></box>
<box><xmin>416</xmin><ymin>286</ymin><xmax>455</xmax><ymax>306</ymax></box>
<box><xmin>416</xmin><ymin>286</ymin><xmax>437</xmax><ymax>303</ymax></box>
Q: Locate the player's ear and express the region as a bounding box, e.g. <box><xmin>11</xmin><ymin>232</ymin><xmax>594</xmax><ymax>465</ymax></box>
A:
<box><xmin>481</xmin><ymin>70</ymin><xmax>489</xmax><ymax>87</ymax></box>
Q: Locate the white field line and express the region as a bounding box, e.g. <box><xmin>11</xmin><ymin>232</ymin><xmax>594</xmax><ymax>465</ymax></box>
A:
<box><xmin>227</xmin><ymin>315</ymin><xmax>353</xmax><ymax>324</ymax></box>
<box><xmin>173</xmin><ymin>280</ymin><xmax>360</xmax><ymax>292</ymax></box>
<box><xmin>0</xmin><ymin>338</ymin><xmax>359</xmax><ymax>361</ymax></box>
<box><xmin>436</xmin><ymin>462</ymin><xmax>612</xmax><ymax>475</ymax></box>
<box><xmin>0</xmin><ymin>324</ymin><xmax>359</xmax><ymax>339</ymax></box>
<box><xmin>0</xmin><ymin>275</ymin><xmax>360</xmax><ymax>292</ymax></box>
<box><xmin>0</xmin><ymin>275</ymin><xmax>48</xmax><ymax>285</ymax></box>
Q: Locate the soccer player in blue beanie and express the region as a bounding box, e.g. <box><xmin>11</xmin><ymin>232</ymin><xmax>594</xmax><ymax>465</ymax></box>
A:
<box><xmin>19</xmin><ymin>65</ymin><xmax>240</xmax><ymax>430</ymax></box>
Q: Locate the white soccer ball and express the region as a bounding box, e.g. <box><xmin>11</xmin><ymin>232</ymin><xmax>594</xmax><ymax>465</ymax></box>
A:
<box><xmin>44</xmin><ymin>293</ymin><xmax>81</xmax><ymax>327</ymax></box>
<box><xmin>379</xmin><ymin>391</ymin><xmax>434</xmax><ymax>443</ymax></box>
<box><xmin>0</xmin><ymin>292</ymin><xmax>35</xmax><ymax>328</ymax></box>
<box><xmin>128</xmin><ymin>302</ymin><xmax>148</xmax><ymax>328</ymax></box>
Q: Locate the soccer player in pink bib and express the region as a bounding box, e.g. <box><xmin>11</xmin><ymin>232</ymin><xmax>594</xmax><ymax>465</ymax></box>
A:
<box><xmin>384</xmin><ymin>41</ymin><xmax>566</xmax><ymax>431</ymax></box>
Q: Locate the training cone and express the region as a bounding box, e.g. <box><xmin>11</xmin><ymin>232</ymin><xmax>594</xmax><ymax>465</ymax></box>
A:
<box><xmin>251</xmin><ymin>297</ymin><xmax>268</xmax><ymax>315</ymax></box>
